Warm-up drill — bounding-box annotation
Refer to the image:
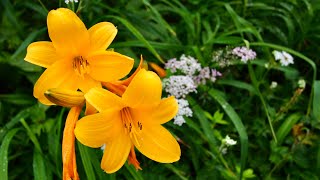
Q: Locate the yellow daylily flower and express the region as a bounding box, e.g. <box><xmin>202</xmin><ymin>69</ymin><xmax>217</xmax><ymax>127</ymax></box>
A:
<box><xmin>74</xmin><ymin>69</ymin><xmax>181</xmax><ymax>173</ymax></box>
<box><xmin>24</xmin><ymin>8</ymin><xmax>134</xmax><ymax>107</ymax></box>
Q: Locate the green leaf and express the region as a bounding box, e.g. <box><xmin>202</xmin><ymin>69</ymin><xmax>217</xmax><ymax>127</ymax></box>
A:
<box><xmin>20</xmin><ymin>119</ymin><xmax>43</xmax><ymax>154</ymax></box>
<box><xmin>276</xmin><ymin>113</ymin><xmax>301</xmax><ymax>144</ymax></box>
<box><xmin>106</xmin><ymin>16</ymin><xmax>164</xmax><ymax>64</ymax></box>
<box><xmin>77</xmin><ymin>141</ymin><xmax>96</xmax><ymax>180</ymax></box>
<box><xmin>189</xmin><ymin>98</ymin><xmax>218</xmax><ymax>147</ymax></box>
<box><xmin>0</xmin><ymin>107</ymin><xmax>32</xmax><ymax>142</ymax></box>
<box><xmin>33</xmin><ymin>150</ymin><xmax>47</xmax><ymax>180</ymax></box>
<box><xmin>208</xmin><ymin>89</ymin><xmax>248</xmax><ymax>180</ymax></box>
<box><xmin>0</xmin><ymin>128</ymin><xmax>20</xmax><ymax>180</ymax></box>
<box><xmin>313</xmin><ymin>81</ymin><xmax>320</xmax><ymax>120</ymax></box>
<box><xmin>124</xmin><ymin>163</ymin><xmax>143</xmax><ymax>180</ymax></box>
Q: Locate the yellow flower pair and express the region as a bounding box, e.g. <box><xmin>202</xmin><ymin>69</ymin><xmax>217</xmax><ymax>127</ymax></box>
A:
<box><xmin>24</xmin><ymin>7</ymin><xmax>180</xmax><ymax>178</ymax></box>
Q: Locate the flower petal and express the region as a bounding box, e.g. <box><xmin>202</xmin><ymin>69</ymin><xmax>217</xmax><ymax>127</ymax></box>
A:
<box><xmin>25</xmin><ymin>41</ymin><xmax>59</xmax><ymax>68</ymax></box>
<box><xmin>87</xmin><ymin>51</ymin><xmax>134</xmax><ymax>82</ymax></box>
<box><xmin>134</xmin><ymin>125</ymin><xmax>180</xmax><ymax>163</ymax></box>
<box><xmin>88</xmin><ymin>22</ymin><xmax>117</xmax><ymax>51</ymax></box>
<box><xmin>75</xmin><ymin>110</ymin><xmax>121</xmax><ymax>148</ymax></box>
<box><xmin>152</xmin><ymin>96</ymin><xmax>178</xmax><ymax>124</ymax></box>
<box><xmin>76</xmin><ymin>75</ymin><xmax>101</xmax><ymax>115</ymax></box>
<box><xmin>85</xmin><ymin>87</ymin><xmax>124</xmax><ymax>112</ymax></box>
<box><xmin>122</xmin><ymin>69</ymin><xmax>162</xmax><ymax>108</ymax></box>
<box><xmin>101</xmin><ymin>127</ymin><xmax>131</xmax><ymax>173</ymax></box>
<box><xmin>131</xmin><ymin>96</ymin><xmax>178</xmax><ymax>125</ymax></box>
<box><xmin>47</xmin><ymin>8</ymin><xmax>90</xmax><ymax>57</ymax></box>
<box><xmin>34</xmin><ymin>60</ymin><xmax>79</xmax><ymax>105</ymax></box>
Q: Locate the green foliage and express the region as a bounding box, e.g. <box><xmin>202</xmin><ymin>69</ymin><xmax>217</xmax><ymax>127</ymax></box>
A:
<box><xmin>1</xmin><ymin>0</ymin><xmax>320</xmax><ymax>179</ymax></box>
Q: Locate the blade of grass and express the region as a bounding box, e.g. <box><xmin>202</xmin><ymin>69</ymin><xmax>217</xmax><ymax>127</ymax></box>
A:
<box><xmin>77</xmin><ymin>141</ymin><xmax>96</xmax><ymax>180</ymax></box>
<box><xmin>164</xmin><ymin>164</ymin><xmax>188</xmax><ymax>180</ymax></box>
<box><xmin>124</xmin><ymin>163</ymin><xmax>143</xmax><ymax>180</ymax></box>
<box><xmin>0</xmin><ymin>107</ymin><xmax>32</xmax><ymax>141</ymax></box>
<box><xmin>0</xmin><ymin>128</ymin><xmax>20</xmax><ymax>180</ymax></box>
<box><xmin>105</xmin><ymin>16</ymin><xmax>164</xmax><ymax>64</ymax></box>
<box><xmin>313</xmin><ymin>81</ymin><xmax>320</xmax><ymax>120</ymax></box>
<box><xmin>33</xmin><ymin>150</ymin><xmax>47</xmax><ymax>180</ymax></box>
<box><xmin>20</xmin><ymin>119</ymin><xmax>43</xmax><ymax>154</ymax></box>
<box><xmin>208</xmin><ymin>89</ymin><xmax>248</xmax><ymax>180</ymax></box>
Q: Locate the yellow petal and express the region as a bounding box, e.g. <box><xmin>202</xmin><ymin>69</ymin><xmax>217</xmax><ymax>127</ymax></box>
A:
<box><xmin>47</xmin><ymin>8</ymin><xmax>90</xmax><ymax>57</ymax></box>
<box><xmin>131</xmin><ymin>96</ymin><xmax>178</xmax><ymax>125</ymax></box>
<box><xmin>44</xmin><ymin>88</ymin><xmax>85</xmax><ymax>107</ymax></box>
<box><xmin>75</xmin><ymin>110</ymin><xmax>121</xmax><ymax>148</ymax></box>
<box><xmin>85</xmin><ymin>87</ymin><xmax>124</xmax><ymax>112</ymax></box>
<box><xmin>122</xmin><ymin>69</ymin><xmax>162</xmax><ymax>108</ymax></box>
<box><xmin>87</xmin><ymin>51</ymin><xmax>134</xmax><ymax>82</ymax></box>
<box><xmin>34</xmin><ymin>60</ymin><xmax>79</xmax><ymax>105</ymax></box>
<box><xmin>88</xmin><ymin>22</ymin><xmax>117</xmax><ymax>51</ymax></box>
<box><xmin>152</xmin><ymin>96</ymin><xmax>178</xmax><ymax>124</ymax></box>
<box><xmin>101</xmin><ymin>127</ymin><xmax>131</xmax><ymax>173</ymax></box>
<box><xmin>25</xmin><ymin>41</ymin><xmax>58</xmax><ymax>68</ymax></box>
<box><xmin>78</xmin><ymin>74</ymin><xmax>101</xmax><ymax>93</ymax></box>
<box><xmin>77</xmin><ymin>75</ymin><xmax>101</xmax><ymax>115</ymax></box>
<box><xmin>134</xmin><ymin>125</ymin><xmax>180</xmax><ymax>163</ymax></box>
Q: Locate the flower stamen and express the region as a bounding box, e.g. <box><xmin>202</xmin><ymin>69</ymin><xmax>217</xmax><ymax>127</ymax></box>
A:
<box><xmin>120</xmin><ymin>107</ymin><xmax>142</xmax><ymax>147</ymax></box>
<box><xmin>73</xmin><ymin>56</ymin><xmax>90</xmax><ymax>77</ymax></box>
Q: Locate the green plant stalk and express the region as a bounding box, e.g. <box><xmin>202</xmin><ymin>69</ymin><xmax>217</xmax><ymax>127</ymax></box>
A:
<box><xmin>20</xmin><ymin>119</ymin><xmax>43</xmax><ymax>154</ymax></box>
<box><xmin>250</xmin><ymin>42</ymin><xmax>317</xmax><ymax>117</ymax></box>
<box><xmin>37</xmin><ymin>0</ymin><xmax>48</xmax><ymax>13</ymax></box>
<box><xmin>248</xmin><ymin>63</ymin><xmax>278</xmax><ymax>143</ymax></box>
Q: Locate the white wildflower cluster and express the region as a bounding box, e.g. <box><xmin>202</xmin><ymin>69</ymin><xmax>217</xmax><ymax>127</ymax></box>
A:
<box><xmin>164</xmin><ymin>54</ymin><xmax>222</xmax><ymax>126</ymax></box>
<box><xmin>219</xmin><ymin>135</ymin><xmax>237</xmax><ymax>154</ymax></box>
<box><xmin>165</xmin><ymin>54</ymin><xmax>202</xmax><ymax>76</ymax></box>
<box><xmin>193</xmin><ymin>67</ymin><xmax>222</xmax><ymax>85</ymax></box>
<box><xmin>163</xmin><ymin>76</ymin><xmax>197</xmax><ymax>98</ymax></box>
<box><xmin>272</xmin><ymin>50</ymin><xmax>294</xmax><ymax>66</ymax></box>
<box><xmin>173</xmin><ymin>99</ymin><xmax>193</xmax><ymax>126</ymax></box>
<box><xmin>65</xmin><ymin>0</ymin><xmax>78</xmax><ymax>4</ymax></box>
<box><xmin>212</xmin><ymin>47</ymin><xmax>236</xmax><ymax>67</ymax></box>
<box><xmin>232</xmin><ymin>46</ymin><xmax>257</xmax><ymax>63</ymax></box>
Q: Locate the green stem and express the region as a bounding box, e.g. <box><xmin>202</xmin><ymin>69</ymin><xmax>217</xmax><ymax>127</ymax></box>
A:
<box><xmin>250</xmin><ymin>42</ymin><xmax>317</xmax><ymax>117</ymax></box>
<box><xmin>248</xmin><ymin>63</ymin><xmax>278</xmax><ymax>143</ymax></box>
<box><xmin>37</xmin><ymin>0</ymin><xmax>48</xmax><ymax>13</ymax></box>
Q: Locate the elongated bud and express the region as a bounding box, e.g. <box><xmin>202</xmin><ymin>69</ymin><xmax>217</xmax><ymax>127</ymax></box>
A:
<box><xmin>148</xmin><ymin>62</ymin><xmax>166</xmax><ymax>78</ymax></box>
<box><xmin>45</xmin><ymin>88</ymin><xmax>85</xmax><ymax>107</ymax></box>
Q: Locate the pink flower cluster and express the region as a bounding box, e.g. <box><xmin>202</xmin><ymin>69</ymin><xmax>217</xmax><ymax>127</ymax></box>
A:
<box><xmin>232</xmin><ymin>46</ymin><xmax>256</xmax><ymax>63</ymax></box>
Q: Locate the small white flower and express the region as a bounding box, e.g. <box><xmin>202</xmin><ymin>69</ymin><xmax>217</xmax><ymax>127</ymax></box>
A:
<box><xmin>224</xmin><ymin>135</ymin><xmax>237</xmax><ymax>146</ymax></box>
<box><xmin>298</xmin><ymin>79</ymin><xmax>306</xmax><ymax>89</ymax></box>
<box><xmin>273</xmin><ymin>50</ymin><xmax>294</xmax><ymax>66</ymax></box>
<box><xmin>172</xmin><ymin>99</ymin><xmax>193</xmax><ymax>126</ymax></box>
<box><xmin>163</xmin><ymin>76</ymin><xmax>197</xmax><ymax>98</ymax></box>
<box><xmin>270</xmin><ymin>81</ymin><xmax>278</xmax><ymax>89</ymax></box>
<box><xmin>165</xmin><ymin>54</ymin><xmax>201</xmax><ymax>76</ymax></box>
<box><xmin>65</xmin><ymin>0</ymin><xmax>78</xmax><ymax>4</ymax></box>
<box><xmin>173</xmin><ymin>116</ymin><xmax>186</xmax><ymax>126</ymax></box>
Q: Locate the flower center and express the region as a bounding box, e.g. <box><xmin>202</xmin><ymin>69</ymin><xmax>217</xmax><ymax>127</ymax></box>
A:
<box><xmin>73</xmin><ymin>56</ymin><xmax>90</xmax><ymax>77</ymax></box>
<box><xmin>120</xmin><ymin>107</ymin><xmax>142</xmax><ymax>147</ymax></box>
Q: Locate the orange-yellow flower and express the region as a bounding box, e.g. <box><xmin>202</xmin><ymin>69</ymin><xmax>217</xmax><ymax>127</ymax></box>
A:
<box><xmin>24</xmin><ymin>8</ymin><xmax>134</xmax><ymax>106</ymax></box>
<box><xmin>74</xmin><ymin>69</ymin><xmax>181</xmax><ymax>173</ymax></box>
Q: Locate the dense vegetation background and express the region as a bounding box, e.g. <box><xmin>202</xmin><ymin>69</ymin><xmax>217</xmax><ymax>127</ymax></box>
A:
<box><xmin>1</xmin><ymin>0</ymin><xmax>320</xmax><ymax>179</ymax></box>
